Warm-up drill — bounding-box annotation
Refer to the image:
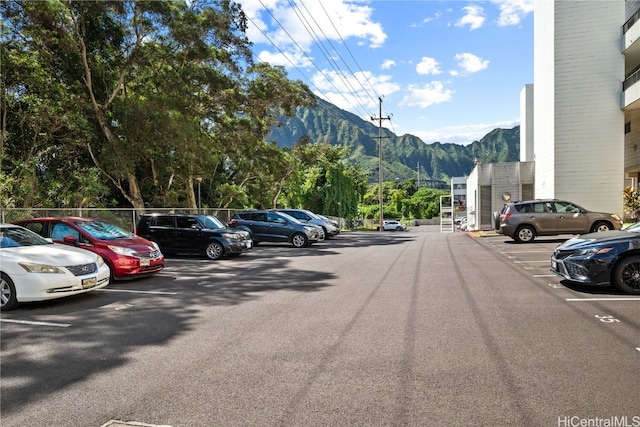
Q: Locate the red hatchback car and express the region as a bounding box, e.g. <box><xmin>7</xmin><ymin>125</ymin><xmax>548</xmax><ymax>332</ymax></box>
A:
<box><xmin>13</xmin><ymin>217</ymin><xmax>164</xmax><ymax>280</ymax></box>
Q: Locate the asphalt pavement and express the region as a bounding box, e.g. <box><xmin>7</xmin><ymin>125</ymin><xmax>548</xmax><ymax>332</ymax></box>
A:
<box><xmin>1</xmin><ymin>225</ymin><xmax>638</xmax><ymax>426</ymax></box>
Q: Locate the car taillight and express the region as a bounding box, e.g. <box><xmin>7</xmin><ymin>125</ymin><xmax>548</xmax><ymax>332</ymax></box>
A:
<box><xmin>228</xmin><ymin>219</ymin><xmax>237</xmax><ymax>226</ymax></box>
<box><xmin>501</xmin><ymin>212</ymin><xmax>511</xmax><ymax>221</ymax></box>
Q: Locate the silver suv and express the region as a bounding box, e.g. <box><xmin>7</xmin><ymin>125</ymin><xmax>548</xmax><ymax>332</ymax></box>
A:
<box><xmin>494</xmin><ymin>199</ymin><xmax>622</xmax><ymax>243</ymax></box>
<box><xmin>274</xmin><ymin>209</ymin><xmax>340</xmax><ymax>238</ymax></box>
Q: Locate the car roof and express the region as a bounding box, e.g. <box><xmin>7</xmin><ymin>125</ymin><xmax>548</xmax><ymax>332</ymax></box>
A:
<box><xmin>142</xmin><ymin>213</ymin><xmax>201</xmax><ymax>217</ymax></box>
<box><xmin>14</xmin><ymin>216</ymin><xmax>94</xmax><ymax>222</ymax></box>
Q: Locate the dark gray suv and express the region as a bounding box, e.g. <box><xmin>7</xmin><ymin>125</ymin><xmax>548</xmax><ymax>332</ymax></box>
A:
<box><xmin>228</xmin><ymin>210</ymin><xmax>322</xmax><ymax>248</ymax></box>
<box><xmin>495</xmin><ymin>199</ymin><xmax>623</xmax><ymax>243</ymax></box>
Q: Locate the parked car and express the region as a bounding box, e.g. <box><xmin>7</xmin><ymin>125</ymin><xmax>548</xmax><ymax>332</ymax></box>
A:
<box><xmin>227</xmin><ymin>210</ymin><xmax>322</xmax><ymax>247</ymax></box>
<box><xmin>136</xmin><ymin>213</ymin><xmax>252</xmax><ymax>260</ymax></box>
<box><xmin>0</xmin><ymin>224</ymin><xmax>110</xmax><ymax>311</ymax></box>
<box><xmin>494</xmin><ymin>199</ymin><xmax>623</xmax><ymax>243</ymax></box>
<box><xmin>550</xmin><ymin>225</ymin><xmax>640</xmax><ymax>294</ymax></box>
<box><xmin>13</xmin><ymin>217</ymin><xmax>164</xmax><ymax>279</ymax></box>
<box><xmin>317</xmin><ymin>214</ymin><xmax>340</xmax><ymax>233</ymax></box>
<box><xmin>274</xmin><ymin>209</ymin><xmax>340</xmax><ymax>238</ymax></box>
<box><xmin>376</xmin><ymin>220</ymin><xmax>407</xmax><ymax>231</ymax></box>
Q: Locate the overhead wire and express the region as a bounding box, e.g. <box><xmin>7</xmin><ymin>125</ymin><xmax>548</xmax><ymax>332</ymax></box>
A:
<box><xmin>251</xmin><ymin>0</ymin><xmax>391</xmax><ymax>124</ymax></box>
<box><xmin>291</xmin><ymin>0</ymin><xmax>377</xmax><ymax>118</ymax></box>
<box><xmin>254</xmin><ymin>0</ymin><xmax>371</xmax><ymax>119</ymax></box>
<box><xmin>314</xmin><ymin>0</ymin><xmax>394</xmax><ymax>124</ymax></box>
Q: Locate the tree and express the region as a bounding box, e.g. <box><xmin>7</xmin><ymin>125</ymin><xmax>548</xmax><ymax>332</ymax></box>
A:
<box><xmin>623</xmin><ymin>186</ymin><xmax>640</xmax><ymax>220</ymax></box>
<box><xmin>1</xmin><ymin>0</ymin><xmax>316</xmax><ymax>210</ymax></box>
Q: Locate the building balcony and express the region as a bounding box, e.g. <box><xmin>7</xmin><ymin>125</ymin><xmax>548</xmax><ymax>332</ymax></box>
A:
<box><xmin>623</xmin><ymin>10</ymin><xmax>640</xmax><ymax>111</ymax></box>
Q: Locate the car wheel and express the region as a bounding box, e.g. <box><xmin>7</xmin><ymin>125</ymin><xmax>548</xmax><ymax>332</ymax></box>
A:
<box><xmin>612</xmin><ymin>255</ymin><xmax>640</xmax><ymax>294</ymax></box>
<box><xmin>590</xmin><ymin>222</ymin><xmax>612</xmax><ymax>233</ymax></box>
<box><xmin>0</xmin><ymin>273</ymin><xmax>19</xmax><ymax>311</ymax></box>
<box><xmin>204</xmin><ymin>241</ymin><xmax>224</xmax><ymax>260</ymax></box>
<box><xmin>396</xmin><ymin>226</ymin><xmax>403</xmax><ymax>231</ymax></box>
<box><xmin>514</xmin><ymin>225</ymin><xmax>535</xmax><ymax>243</ymax></box>
<box><xmin>322</xmin><ymin>227</ymin><xmax>330</xmax><ymax>239</ymax></box>
<box><xmin>291</xmin><ymin>233</ymin><xmax>308</xmax><ymax>248</ymax></box>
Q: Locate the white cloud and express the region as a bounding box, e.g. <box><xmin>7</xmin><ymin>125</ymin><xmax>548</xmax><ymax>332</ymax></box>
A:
<box><xmin>455</xmin><ymin>5</ymin><xmax>485</xmax><ymax>31</ymax></box>
<box><xmin>492</xmin><ymin>0</ymin><xmax>534</xmax><ymax>27</ymax></box>
<box><xmin>238</xmin><ymin>0</ymin><xmax>387</xmax><ymax>68</ymax></box>
<box><xmin>416</xmin><ymin>57</ymin><xmax>442</xmax><ymax>75</ymax></box>
<box><xmin>311</xmin><ymin>69</ymin><xmax>401</xmax><ymax>112</ymax></box>
<box><xmin>455</xmin><ymin>53</ymin><xmax>489</xmax><ymax>73</ymax></box>
<box><xmin>381</xmin><ymin>59</ymin><xmax>396</xmax><ymax>70</ymax></box>
<box><xmin>408</xmin><ymin>120</ymin><xmax>520</xmax><ymax>146</ymax></box>
<box><xmin>399</xmin><ymin>82</ymin><xmax>453</xmax><ymax>109</ymax></box>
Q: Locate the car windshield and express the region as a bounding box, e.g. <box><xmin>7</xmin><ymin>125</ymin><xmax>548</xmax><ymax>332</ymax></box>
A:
<box><xmin>75</xmin><ymin>220</ymin><xmax>132</xmax><ymax>240</ymax></box>
<box><xmin>199</xmin><ymin>215</ymin><xmax>225</xmax><ymax>229</ymax></box>
<box><xmin>0</xmin><ymin>226</ymin><xmax>52</xmax><ymax>248</ymax></box>
<box><xmin>277</xmin><ymin>212</ymin><xmax>302</xmax><ymax>224</ymax></box>
<box><xmin>304</xmin><ymin>210</ymin><xmax>321</xmax><ymax>220</ymax></box>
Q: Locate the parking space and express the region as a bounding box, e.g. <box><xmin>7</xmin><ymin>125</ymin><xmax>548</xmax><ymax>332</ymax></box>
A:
<box><xmin>476</xmin><ymin>233</ymin><xmax>640</xmax><ymax>354</ymax></box>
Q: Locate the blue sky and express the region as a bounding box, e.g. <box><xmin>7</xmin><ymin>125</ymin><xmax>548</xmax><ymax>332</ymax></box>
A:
<box><xmin>237</xmin><ymin>0</ymin><xmax>534</xmax><ymax>146</ymax></box>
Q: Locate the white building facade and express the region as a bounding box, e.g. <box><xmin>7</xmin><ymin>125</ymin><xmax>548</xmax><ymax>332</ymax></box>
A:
<box><xmin>460</xmin><ymin>0</ymin><xmax>639</xmax><ymax>231</ymax></box>
<box><xmin>533</xmin><ymin>0</ymin><xmax>624</xmax><ymax>215</ymax></box>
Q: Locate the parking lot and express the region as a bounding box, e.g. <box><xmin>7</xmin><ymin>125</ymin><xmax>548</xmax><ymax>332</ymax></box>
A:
<box><xmin>1</xmin><ymin>226</ymin><xmax>639</xmax><ymax>427</ymax></box>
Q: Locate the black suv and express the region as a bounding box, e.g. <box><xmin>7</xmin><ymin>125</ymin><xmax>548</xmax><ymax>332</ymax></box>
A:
<box><xmin>227</xmin><ymin>210</ymin><xmax>323</xmax><ymax>248</ymax></box>
<box><xmin>136</xmin><ymin>214</ymin><xmax>252</xmax><ymax>260</ymax></box>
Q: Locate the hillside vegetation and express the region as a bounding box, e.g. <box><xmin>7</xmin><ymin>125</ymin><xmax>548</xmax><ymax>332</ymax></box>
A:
<box><xmin>269</xmin><ymin>98</ymin><xmax>520</xmax><ymax>183</ymax></box>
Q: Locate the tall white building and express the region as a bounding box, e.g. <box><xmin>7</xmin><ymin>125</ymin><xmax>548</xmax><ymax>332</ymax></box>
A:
<box><xmin>461</xmin><ymin>1</ymin><xmax>640</xmax><ymax>231</ymax></box>
<box><xmin>533</xmin><ymin>0</ymin><xmax>624</xmax><ymax>215</ymax></box>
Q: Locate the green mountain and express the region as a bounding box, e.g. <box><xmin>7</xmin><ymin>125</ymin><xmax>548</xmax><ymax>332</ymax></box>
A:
<box><xmin>268</xmin><ymin>98</ymin><xmax>520</xmax><ymax>184</ymax></box>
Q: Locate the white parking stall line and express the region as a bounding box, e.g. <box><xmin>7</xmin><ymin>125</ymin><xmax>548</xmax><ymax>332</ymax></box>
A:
<box><xmin>636</xmin><ymin>348</ymin><xmax>640</xmax><ymax>352</ymax></box>
<box><xmin>0</xmin><ymin>319</ymin><xmax>71</xmax><ymax>328</ymax></box>
<box><xmin>534</xmin><ymin>274</ymin><xmax>556</xmax><ymax>278</ymax></box>
<box><xmin>501</xmin><ymin>250</ymin><xmax>550</xmax><ymax>254</ymax></box>
<box><xmin>513</xmin><ymin>260</ymin><xmax>550</xmax><ymax>264</ymax></box>
<box><xmin>566</xmin><ymin>297</ymin><xmax>640</xmax><ymax>302</ymax></box>
<box><xmin>97</xmin><ymin>289</ymin><xmax>178</xmax><ymax>295</ymax></box>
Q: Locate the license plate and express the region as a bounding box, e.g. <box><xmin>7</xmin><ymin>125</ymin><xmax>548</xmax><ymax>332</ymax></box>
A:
<box><xmin>82</xmin><ymin>277</ymin><xmax>97</xmax><ymax>289</ymax></box>
<box><xmin>140</xmin><ymin>258</ymin><xmax>150</xmax><ymax>266</ymax></box>
<box><xmin>551</xmin><ymin>259</ymin><xmax>557</xmax><ymax>270</ymax></box>
<box><xmin>246</xmin><ymin>241</ymin><xmax>252</xmax><ymax>249</ymax></box>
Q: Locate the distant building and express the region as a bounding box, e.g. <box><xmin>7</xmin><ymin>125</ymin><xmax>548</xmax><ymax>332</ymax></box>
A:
<box><xmin>451</xmin><ymin>176</ymin><xmax>467</xmax><ymax>222</ymax></box>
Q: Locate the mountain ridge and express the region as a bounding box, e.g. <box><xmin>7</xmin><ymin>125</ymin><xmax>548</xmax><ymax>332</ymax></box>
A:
<box><xmin>268</xmin><ymin>97</ymin><xmax>520</xmax><ymax>183</ymax></box>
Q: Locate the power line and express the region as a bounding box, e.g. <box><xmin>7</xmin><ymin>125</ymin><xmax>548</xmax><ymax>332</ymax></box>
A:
<box><xmin>254</xmin><ymin>0</ymin><xmax>375</xmax><ymax>120</ymax></box>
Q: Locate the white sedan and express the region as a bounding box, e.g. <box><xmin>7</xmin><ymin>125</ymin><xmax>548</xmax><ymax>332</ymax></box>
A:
<box><xmin>0</xmin><ymin>224</ymin><xmax>110</xmax><ymax>311</ymax></box>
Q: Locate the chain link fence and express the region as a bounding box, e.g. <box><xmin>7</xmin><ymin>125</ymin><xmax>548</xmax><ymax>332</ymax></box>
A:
<box><xmin>1</xmin><ymin>208</ymin><xmax>348</xmax><ymax>232</ymax></box>
<box><xmin>1</xmin><ymin>208</ymin><xmax>238</xmax><ymax>232</ymax></box>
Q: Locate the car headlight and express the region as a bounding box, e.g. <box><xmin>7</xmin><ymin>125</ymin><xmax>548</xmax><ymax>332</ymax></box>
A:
<box><xmin>19</xmin><ymin>262</ymin><xmax>64</xmax><ymax>274</ymax></box>
<box><xmin>221</xmin><ymin>233</ymin><xmax>238</xmax><ymax>240</ymax></box>
<box><xmin>576</xmin><ymin>247</ymin><xmax>614</xmax><ymax>256</ymax></box>
<box><xmin>96</xmin><ymin>256</ymin><xmax>105</xmax><ymax>267</ymax></box>
<box><xmin>107</xmin><ymin>245</ymin><xmax>137</xmax><ymax>256</ymax></box>
<box><xmin>611</xmin><ymin>214</ymin><xmax>622</xmax><ymax>221</ymax></box>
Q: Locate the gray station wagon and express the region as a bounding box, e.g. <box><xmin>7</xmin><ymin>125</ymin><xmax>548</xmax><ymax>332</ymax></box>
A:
<box><xmin>494</xmin><ymin>199</ymin><xmax>623</xmax><ymax>243</ymax></box>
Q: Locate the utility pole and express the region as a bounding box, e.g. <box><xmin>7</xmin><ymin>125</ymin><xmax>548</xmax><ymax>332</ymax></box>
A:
<box><xmin>371</xmin><ymin>97</ymin><xmax>390</xmax><ymax>232</ymax></box>
<box><xmin>417</xmin><ymin>161</ymin><xmax>420</xmax><ymax>188</ymax></box>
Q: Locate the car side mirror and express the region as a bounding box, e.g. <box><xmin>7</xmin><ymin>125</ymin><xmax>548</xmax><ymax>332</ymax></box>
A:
<box><xmin>63</xmin><ymin>235</ymin><xmax>78</xmax><ymax>245</ymax></box>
